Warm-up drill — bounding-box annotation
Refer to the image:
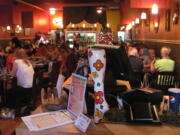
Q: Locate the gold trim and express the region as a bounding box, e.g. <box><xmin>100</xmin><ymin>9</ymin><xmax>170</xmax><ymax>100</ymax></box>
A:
<box><xmin>134</xmin><ymin>39</ymin><xmax>180</xmax><ymax>45</ymax></box>
<box><xmin>0</xmin><ymin>37</ymin><xmax>34</xmax><ymax>40</ymax></box>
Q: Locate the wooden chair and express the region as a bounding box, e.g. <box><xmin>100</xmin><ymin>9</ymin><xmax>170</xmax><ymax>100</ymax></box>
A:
<box><xmin>149</xmin><ymin>72</ymin><xmax>176</xmax><ymax>94</ymax></box>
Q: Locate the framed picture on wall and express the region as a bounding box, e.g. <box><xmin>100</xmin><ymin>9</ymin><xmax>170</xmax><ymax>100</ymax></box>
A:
<box><xmin>165</xmin><ymin>9</ymin><xmax>171</xmax><ymax>32</ymax></box>
<box><xmin>173</xmin><ymin>4</ymin><xmax>179</xmax><ymax>24</ymax></box>
<box><xmin>24</xmin><ymin>28</ymin><xmax>31</xmax><ymax>36</ymax></box>
<box><xmin>145</xmin><ymin>11</ymin><xmax>150</xmax><ymax>32</ymax></box>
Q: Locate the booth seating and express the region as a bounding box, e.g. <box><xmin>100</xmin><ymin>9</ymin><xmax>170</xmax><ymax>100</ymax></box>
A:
<box><xmin>123</xmin><ymin>88</ymin><xmax>163</xmax><ymax>124</ymax></box>
<box><xmin>149</xmin><ymin>72</ymin><xmax>176</xmax><ymax>95</ymax></box>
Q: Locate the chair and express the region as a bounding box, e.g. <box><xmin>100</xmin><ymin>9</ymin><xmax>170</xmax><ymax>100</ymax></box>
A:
<box><xmin>15</xmin><ymin>74</ymin><xmax>36</xmax><ymax>116</ymax></box>
<box><xmin>129</xmin><ymin>72</ymin><xmax>145</xmax><ymax>88</ymax></box>
<box><xmin>149</xmin><ymin>72</ymin><xmax>176</xmax><ymax>94</ymax></box>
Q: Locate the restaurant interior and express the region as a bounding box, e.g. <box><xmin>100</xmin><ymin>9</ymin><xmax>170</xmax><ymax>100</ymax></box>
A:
<box><xmin>1</xmin><ymin>0</ymin><xmax>180</xmax><ymax>135</ymax></box>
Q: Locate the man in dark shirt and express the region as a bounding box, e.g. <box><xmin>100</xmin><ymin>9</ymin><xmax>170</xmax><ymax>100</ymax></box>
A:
<box><xmin>128</xmin><ymin>47</ymin><xmax>143</xmax><ymax>72</ymax></box>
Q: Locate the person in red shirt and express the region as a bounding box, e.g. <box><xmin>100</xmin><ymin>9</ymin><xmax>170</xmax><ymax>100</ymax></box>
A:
<box><xmin>36</xmin><ymin>43</ymin><xmax>47</xmax><ymax>56</ymax></box>
<box><xmin>6</xmin><ymin>49</ymin><xmax>14</xmax><ymax>70</ymax></box>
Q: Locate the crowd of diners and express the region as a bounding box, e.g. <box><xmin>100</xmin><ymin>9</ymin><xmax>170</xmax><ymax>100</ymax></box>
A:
<box><xmin>0</xmin><ymin>35</ymin><xmax>175</xmax><ymax>116</ymax></box>
<box><xmin>125</xmin><ymin>42</ymin><xmax>175</xmax><ymax>73</ymax></box>
<box><xmin>0</xmin><ymin>35</ymin><xmax>88</xmax><ymax>116</ymax></box>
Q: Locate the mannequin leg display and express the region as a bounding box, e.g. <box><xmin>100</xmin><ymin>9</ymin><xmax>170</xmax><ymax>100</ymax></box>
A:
<box><xmin>88</xmin><ymin>49</ymin><xmax>109</xmax><ymax>123</ymax></box>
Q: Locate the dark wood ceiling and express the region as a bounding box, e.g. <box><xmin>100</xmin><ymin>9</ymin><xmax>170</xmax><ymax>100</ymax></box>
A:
<box><xmin>22</xmin><ymin>0</ymin><xmax>115</xmax><ymax>4</ymax></box>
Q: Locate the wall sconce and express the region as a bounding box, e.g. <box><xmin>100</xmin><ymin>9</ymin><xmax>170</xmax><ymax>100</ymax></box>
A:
<box><xmin>141</xmin><ymin>12</ymin><xmax>147</xmax><ymax>20</ymax></box>
<box><xmin>152</xmin><ymin>3</ymin><xmax>158</xmax><ymax>15</ymax></box>
<box><xmin>1</xmin><ymin>26</ymin><xmax>6</xmax><ymax>32</ymax></box>
<box><xmin>132</xmin><ymin>21</ymin><xmax>135</xmax><ymax>26</ymax></box>
<box><xmin>154</xmin><ymin>22</ymin><xmax>159</xmax><ymax>33</ymax></box>
<box><xmin>7</xmin><ymin>26</ymin><xmax>11</xmax><ymax>31</ymax></box>
<box><xmin>126</xmin><ymin>23</ymin><xmax>132</xmax><ymax>31</ymax></box>
<box><xmin>120</xmin><ymin>26</ymin><xmax>125</xmax><ymax>31</ymax></box>
<box><xmin>94</xmin><ymin>24</ymin><xmax>97</xmax><ymax>28</ymax></box>
<box><xmin>72</xmin><ymin>24</ymin><xmax>75</xmax><ymax>28</ymax></box>
<box><xmin>107</xmin><ymin>23</ymin><xmax>110</xmax><ymax>28</ymax></box>
<box><xmin>15</xmin><ymin>25</ymin><xmax>23</xmax><ymax>33</ymax></box>
<box><xmin>135</xmin><ymin>18</ymin><xmax>140</xmax><ymax>24</ymax></box>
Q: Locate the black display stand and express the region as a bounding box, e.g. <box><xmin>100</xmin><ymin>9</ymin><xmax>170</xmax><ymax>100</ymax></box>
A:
<box><xmin>123</xmin><ymin>88</ymin><xmax>163</xmax><ymax>124</ymax></box>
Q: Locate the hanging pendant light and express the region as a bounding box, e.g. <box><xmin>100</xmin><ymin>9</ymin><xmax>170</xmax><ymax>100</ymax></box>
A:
<box><xmin>152</xmin><ymin>4</ymin><xmax>158</xmax><ymax>14</ymax></box>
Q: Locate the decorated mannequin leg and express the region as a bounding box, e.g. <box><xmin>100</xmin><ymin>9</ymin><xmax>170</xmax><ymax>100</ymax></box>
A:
<box><xmin>88</xmin><ymin>49</ymin><xmax>109</xmax><ymax>123</ymax></box>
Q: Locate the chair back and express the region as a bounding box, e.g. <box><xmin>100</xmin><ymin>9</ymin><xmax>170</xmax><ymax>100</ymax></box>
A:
<box><xmin>130</xmin><ymin>72</ymin><xmax>145</xmax><ymax>88</ymax></box>
<box><xmin>150</xmin><ymin>72</ymin><xmax>176</xmax><ymax>93</ymax></box>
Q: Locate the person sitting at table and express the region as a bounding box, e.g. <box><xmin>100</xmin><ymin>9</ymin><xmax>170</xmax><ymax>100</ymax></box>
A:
<box><xmin>150</xmin><ymin>46</ymin><xmax>175</xmax><ymax>72</ymax></box>
<box><xmin>0</xmin><ymin>46</ymin><xmax>6</xmax><ymax>68</ymax></box>
<box><xmin>36</xmin><ymin>43</ymin><xmax>47</xmax><ymax>56</ymax></box>
<box><xmin>6</xmin><ymin>48</ymin><xmax>14</xmax><ymax>71</ymax></box>
<box><xmin>128</xmin><ymin>47</ymin><xmax>143</xmax><ymax>72</ymax></box>
<box><xmin>143</xmin><ymin>49</ymin><xmax>158</xmax><ymax>72</ymax></box>
<box><xmin>8</xmin><ymin>48</ymin><xmax>35</xmax><ymax>116</ymax></box>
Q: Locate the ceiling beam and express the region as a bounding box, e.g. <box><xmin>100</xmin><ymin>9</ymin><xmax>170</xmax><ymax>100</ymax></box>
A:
<box><xmin>15</xmin><ymin>0</ymin><xmax>120</xmax><ymax>11</ymax></box>
<box><xmin>15</xmin><ymin>0</ymin><xmax>48</xmax><ymax>13</ymax></box>
<box><xmin>62</xmin><ymin>2</ymin><xmax>120</xmax><ymax>7</ymax></box>
<box><xmin>40</xmin><ymin>2</ymin><xmax>120</xmax><ymax>10</ymax></box>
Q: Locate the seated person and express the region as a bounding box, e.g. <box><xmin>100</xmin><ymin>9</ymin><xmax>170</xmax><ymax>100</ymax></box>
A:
<box><xmin>143</xmin><ymin>49</ymin><xmax>158</xmax><ymax>72</ymax></box>
<box><xmin>128</xmin><ymin>47</ymin><xmax>143</xmax><ymax>72</ymax></box>
<box><xmin>7</xmin><ymin>49</ymin><xmax>34</xmax><ymax>115</ymax></box>
<box><xmin>151</xmin><ymin>46</ymin><xmax>175</xmax><ymax>72</ymax></box>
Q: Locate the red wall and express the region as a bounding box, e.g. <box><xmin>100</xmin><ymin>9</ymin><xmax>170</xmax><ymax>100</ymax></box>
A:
<box><xmin>120</xmin><ymin>0</ymin><xmax>180</xmax><ymax>41</ymax></box>
<box><xmin>120</xmin><ymin>0</ymin><xmax>180</xmax><ymax>81</ymax></box>
<box><xmin>13</xmin><ymin>4</ymin><xmax>50</xmax><ymax>34</ymax></box>
<box><xmin>0</xmin><ymin>3</ymin><xmax>50</xmax><ymax>39</ymax></box>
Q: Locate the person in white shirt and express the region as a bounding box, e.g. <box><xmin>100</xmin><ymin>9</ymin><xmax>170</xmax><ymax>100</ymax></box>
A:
<box><xmin>11</xmin><ymin>49</ymin><xmax>34</xmax><ymax>88</ymax></box>
<box><xmin>9</xmin><ymin>49</ymin><xmax>35</xmax><ymax>116</ymax></box>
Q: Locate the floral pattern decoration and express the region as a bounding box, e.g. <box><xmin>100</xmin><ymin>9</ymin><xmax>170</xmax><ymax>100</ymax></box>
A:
<box><xmin>93</xmin><ymin>72</ymin><xmax>99</xmax><ymax>78</ymax></box>
<box><xmin>88</xmin><ymin>50</ymin><xmax>93</xmax><ymax>58</ymax></box>
<box><xmin>97</xmin><ymin>82</ymin><xmax>101</xmax><ymax>87</ymax></box>
<box><xmin>95</xmin><ymin>91</ymin><xmax>104</xmax><ymax>104</ymax></box>
<box><xmin>93</xmin><ymin>59</ymin><xmax>104</xmax><ymax>71</ymax></box>
<box><xmin>95</xmin><ymin>109</ymin><xmax>103</xmax><ymax>118</ymax></box>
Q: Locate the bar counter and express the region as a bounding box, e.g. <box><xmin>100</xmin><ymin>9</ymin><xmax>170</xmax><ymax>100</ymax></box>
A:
<box><xmin>16</xmin><ymin>106</ymin><xmax>180</xmax><ymax>135</ymax></box>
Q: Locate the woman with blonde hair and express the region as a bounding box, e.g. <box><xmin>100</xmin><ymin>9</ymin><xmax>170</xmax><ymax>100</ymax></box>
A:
<box><xmin>11</xmin><ymin>48</ymin><xmax>34</xmax><ymax>88</ymax></box>
<box><xmin>151</xmin><ymin>46</ymin><xmax>175</xmax><ymax>72</ymax></box>
<box><xmin>8</xmin><ymin>48</ymin><xmax>35</xmax><ymax>116</ymax></box>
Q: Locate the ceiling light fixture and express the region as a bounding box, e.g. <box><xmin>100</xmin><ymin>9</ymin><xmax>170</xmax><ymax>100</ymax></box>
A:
<box><xmin>97</xmin><ymin>7</ymin><xmax>104</xmax><ymax>14</ymax></box>
<box><xmin>49</xmin><ymin>8</ymin><xmax>56</xmax><ymax>15</ymax></box>
<box><xmin>83</xmin><ymin>24</ymin><xmax>86</xmax><ymax>28</ymax></box>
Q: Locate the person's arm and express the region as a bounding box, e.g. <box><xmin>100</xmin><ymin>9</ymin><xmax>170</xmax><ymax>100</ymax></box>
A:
<box><xmin>11</xmin><ymin>61</ymin><xmax>18</xmax><ymax>77</ymax></box>
<box><xmin>150</xmin><ymin>58</ymin><xmax>157</xmax><ymax>73</ymax></box>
